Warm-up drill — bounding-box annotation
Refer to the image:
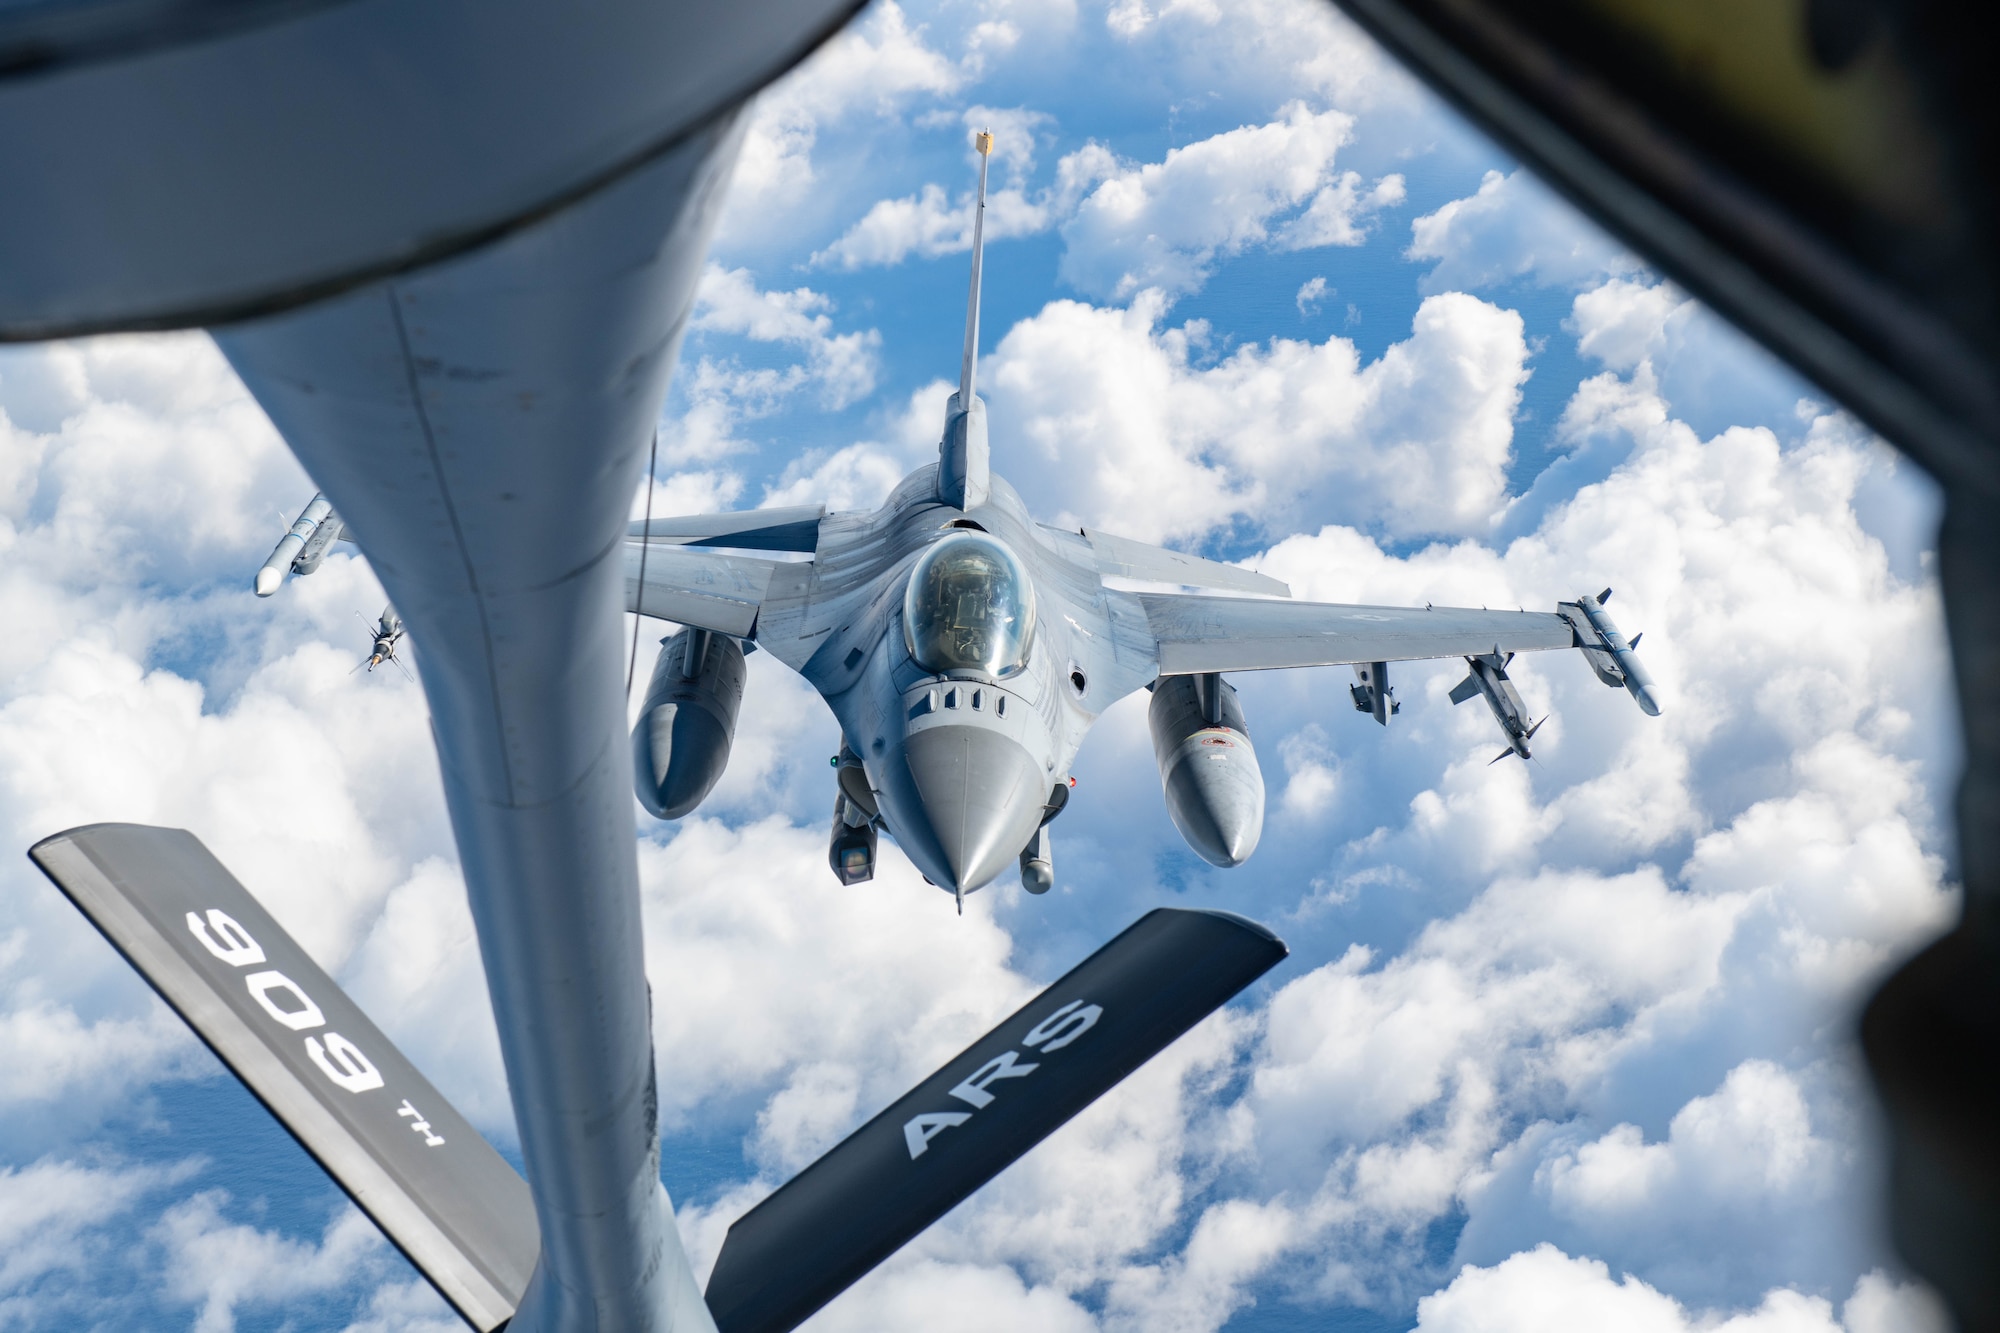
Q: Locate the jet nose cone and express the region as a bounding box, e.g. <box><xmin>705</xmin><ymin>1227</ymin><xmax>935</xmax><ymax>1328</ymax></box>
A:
<box><xmin>903</xmin><ymin>725</ymin><xmax>1048</xmax><ymax>893</ymax></box>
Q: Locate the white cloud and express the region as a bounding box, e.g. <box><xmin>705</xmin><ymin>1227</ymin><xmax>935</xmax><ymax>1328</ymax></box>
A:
<box><xmin>760</xmin><ymin>377</ymin><xmax>952</xmax><ymax>512</ymax></box>
<box><xmin>821</xmin><ymin>102</ymin><xmax>1402</xmax><ymax>296</ymax></box>
<box><xmin>0</xmin><ymin>1157</ymin><xmax>195</xmax><ymax>1295</ymax></box>
<box><xmin>721</xmin><ymin>1</ymin><xmax>963</xmax><ymax>242</ymax></box>
<box><xmin>1539</xmin><ymin>1061</ymin><xmax>1836</xmax><ymax>1221</ymax></box>
<box><xmin>1103</xmin><ymin>0</ymin><xmax>1414</xmax><ymax>112</ymax></box>
<box><xmin>1062</xmin><ymin>103</ymin><xmax>1387</xmax><ymax>299</ymax></box>
<box><xmin>1408</xmin><ymin>170</ymin><xmax>1636</xmax><ymax>294</ymax></box>
<box><xmin>988</xmin><ymin>289</ymin><xmax>1527</xmax><ymax>541</ymax></box>
<box><xmin>1413</xmin><ymin>1248</ymin><xmax>1946</xmax><ymax>1333</ymax></box>
<box><xmin>155</xmin><ymin>1193</ymin><xmax>393</xmax><ymax>1333</ymax></box>
<box><xmin>665</xmin><ymin>266</ymin><xmax>881</xmax><ymax>464</ymax></box>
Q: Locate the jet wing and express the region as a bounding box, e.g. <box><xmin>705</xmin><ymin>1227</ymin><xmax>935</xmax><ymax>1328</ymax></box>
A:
<box><xmin>624</xmin><ymin>543</ymin><xmax>791</xmax><ymax>637</ymax></box>
<box><xmin>1065</xmin><ymin>526</ymin><xmax>1291</xmax><ymax>598</ymax></box>
<box><xmin>1139</xmin><ymin>593</ymin><xmax>1577</xmax><ymax>674</ymax></box>
<box><xmin>628</xmin><ymin>505</ymin><xmax>823</xmax><ymax>553</ymax></box>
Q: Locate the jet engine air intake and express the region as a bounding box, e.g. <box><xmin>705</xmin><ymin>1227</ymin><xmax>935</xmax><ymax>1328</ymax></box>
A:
<box><xmin>631</xmin><ymin>628</ymin><xmax>745</xmax><ymax>820</ymax></box>
<box><xmin>1149</xmin><ymin>673</ymin><xmax>1265</xmax><ymax>868</ymax></box>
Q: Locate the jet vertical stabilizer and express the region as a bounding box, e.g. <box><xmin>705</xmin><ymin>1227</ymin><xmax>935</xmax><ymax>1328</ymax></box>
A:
<box><xmin>939</xmin><ymin>130</ymin><xmax>994</xmax><ymax>511</ymax></box>
<box><xmin>30</xmin><ymin>824</ymin><xmax>539</xmax><ymax>1332</ymax></box>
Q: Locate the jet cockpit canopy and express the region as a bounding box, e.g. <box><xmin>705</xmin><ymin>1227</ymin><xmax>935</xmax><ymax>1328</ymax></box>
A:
<box><xmin>904</xmin><ymin>531</ymin><xmax>1036</xmax><ymax>676</ymax></box>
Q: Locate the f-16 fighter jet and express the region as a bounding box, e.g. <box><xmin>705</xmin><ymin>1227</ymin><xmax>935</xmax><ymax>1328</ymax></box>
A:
<box><xmin>620</xmin><ymin>132</ymin><xmax>1662</xmax><ymax>903</ymax></box>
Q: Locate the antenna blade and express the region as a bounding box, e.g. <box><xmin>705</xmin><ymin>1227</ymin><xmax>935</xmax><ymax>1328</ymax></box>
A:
<box><xmin>958</xmin><ymin>130</ymin><xmax>993</xmax><ymax>406</ymax></box>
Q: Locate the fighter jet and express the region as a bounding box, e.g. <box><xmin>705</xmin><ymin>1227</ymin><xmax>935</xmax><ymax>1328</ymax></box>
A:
<box><xmin>618</xmin><ymin>132</ymin><xmax>1662</xmax><ymax>904</ymax></box>
<box><xmin>9</xmin><ymin>25</ymin><xmax>1300</xmax><ymax>1332</ymax></box>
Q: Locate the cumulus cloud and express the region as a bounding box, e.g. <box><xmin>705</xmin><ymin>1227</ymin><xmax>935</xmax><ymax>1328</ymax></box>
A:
<box><xmin>1414</xmin><ymin>1247</ymin><xmax>1947</xmax><ymax>1333</ymax></box>
<box><xmin>1103</xmin><ymin>0</ymin><xmax>1415</xmax><ymax>112</ymax></box>
<box><xmin>819</xmin><ymin>102</ymin><xmax>1402</xmax><ymax>297</ymax></box>
<box><xmin>1409</xmin><ymin>169</ymin><xmax>1636</xmax><ymax>294</ymax></box>
<box><xmin>1061</xmin><ymin>103</ymin><xmax>1398</xmax><ymax>299</ymax></box>
<box><xmin>155</xmin><ymin>1193</ymin><xmax>403</xmax><ymax>1333</ymax></box>
<box><xmin>987</xmin><ymin>289</ymin><xmax>1527</xmax><ymax>541</ymax></box>
<box><xmin>0</xmin><ymin>6</ymin><xmax>1963</xmax><ymax>1332</ymax></box>
<box><xmin>0</xmin><ymin>1157</ymin><xmax>196</xmax><ymax>1298</ymax></box>
<box><xmin>664</xmin><ymin>265</ymin><xmax>881</xmax><ymax>464</ymax></box>
<box><xmin>720</xmin><ymin>2</ymin><xmax>964</xmax><ymax>242</ymax></box>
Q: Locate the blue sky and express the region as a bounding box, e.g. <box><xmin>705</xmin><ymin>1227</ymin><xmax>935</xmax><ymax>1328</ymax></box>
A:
<box><xmin>0</xmin><ymin>1</ymin><xmax>1964</xmax><ymax>1330</ymax></box>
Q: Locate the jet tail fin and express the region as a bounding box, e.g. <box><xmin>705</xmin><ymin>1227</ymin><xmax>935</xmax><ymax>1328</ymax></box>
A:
<box><xmin>29</xmin><ymin>824</ymin><xmax>539</xmax><ymax>1332</ymax></box>
<box><xmin>702</xmin><ymin>907</ymin><xmax>1287</xmax><ymax>1333</ymax></box>
<box><xmin>939</xmin><ymin>130</ymin><xmax>994</xmax><ymax>511</ymax></box>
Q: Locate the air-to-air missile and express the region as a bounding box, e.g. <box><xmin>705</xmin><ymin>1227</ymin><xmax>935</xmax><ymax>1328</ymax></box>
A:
<box><xmin>1450</xmin><ymin>651</ymin><xmax>1544</xmax><ymax>763</ymax></box>
<box><xmin>1559</xmin><ymin>588</ymin><xmax>1661</xmax><ymax>717</ymax></box>
<box><xmin>254</xmin><ymin>492</ymin><xmax>345</xmax><ymax>596</ymax></box>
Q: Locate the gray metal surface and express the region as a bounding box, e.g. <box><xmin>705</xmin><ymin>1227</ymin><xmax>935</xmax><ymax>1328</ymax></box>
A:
<box><xmin>628</xmin><ymin>507</ymin><xmax>824</xmax><ymax>552</ymax></box>
<box><xmin>607</xmin><ymin>196</ymin><xmax>1646</xmax><ymax>888</ymax></box>
<box><xmin>1080</xmin><ymin>527</ymin><xmax>1292</xmax><ymax>598</ymax></box>
<box><xmin>1140</xmin><ymin>594</ymin><xmax>1578</xmax><ymax>674</ymax></box>
<box><xmin>215</xmin><ymin>118</ymin><xmax>742</xmax><ymax>1333</ymax></box>
<box><xmin>1149</xmin><ymin>676</ymin><xmax>1264</xmax><ymax>868</ymax></box>
<box><xmin>633</xmin><ymin>630</ymin><xmax>746</xmax><ymax>821</ymax></box>
<box><xmin>0</xmin><ymin>0</ymin><xmax>864</xmax><ymax>338</ymax></box>
<box><xmin>626</xmin><ymin>545</ymin><xmax>782</xmax><ymax>637</ymax></box>
<box><xmin>29</xmin><ymin>824</ymin><xmax>536</xmax><ymax>1331</ymax></box>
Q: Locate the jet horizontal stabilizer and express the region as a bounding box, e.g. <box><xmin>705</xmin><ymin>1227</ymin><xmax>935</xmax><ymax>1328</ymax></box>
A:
<box><xmin>29</xmin><ymin>824</ymin><xmax>539</xmax><ymax>1333</ymax></box>
<box><xmin>702</xmin><ymin>907</ymin><xmax>1288</xmax><ymax>1333</ymax></box>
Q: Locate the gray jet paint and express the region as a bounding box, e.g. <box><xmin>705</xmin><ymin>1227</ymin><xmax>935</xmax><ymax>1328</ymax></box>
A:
<box><xmin>0</xmin><ymin>3</ymin><xmax>865</xmax><ymax>1327</ymax></box>
<box><xmin>617</xmin><ymin>136</ymin><xmax>1664</xmax><ymax>900</ymax></box>
<box><xmin>2</xmin><ymin>5</ymin><xmax>1658</xmax><ymax>1321</ymax></box>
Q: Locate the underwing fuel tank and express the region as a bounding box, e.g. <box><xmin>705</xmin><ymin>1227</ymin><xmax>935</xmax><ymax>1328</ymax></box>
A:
<box><xmin>1149</xmin><ymin>674</ymin><xmax>1265</xmax><ymax>868</ymax></box>
<box><xmin>632</xmin><ymin>628</ymin><xmax>745</xmax><ymax>820</ymax></box>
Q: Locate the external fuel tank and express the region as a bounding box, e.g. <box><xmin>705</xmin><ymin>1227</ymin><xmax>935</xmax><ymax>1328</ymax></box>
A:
<box><xmin>1148</xmin><ymin>674</ymin><xmax>1265</xmax><ymax>868</ymax></box>
<box><xmin>632</xmin><ymin>628</ymin><xmax>746</xmax><ymax>819</ymax></box>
